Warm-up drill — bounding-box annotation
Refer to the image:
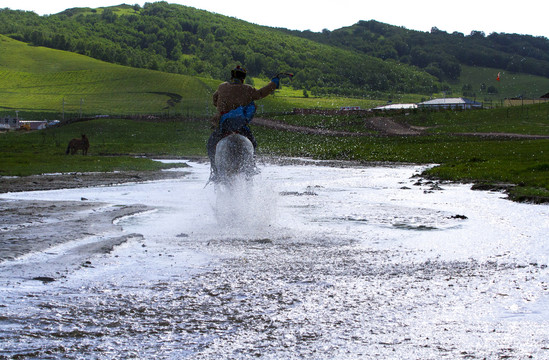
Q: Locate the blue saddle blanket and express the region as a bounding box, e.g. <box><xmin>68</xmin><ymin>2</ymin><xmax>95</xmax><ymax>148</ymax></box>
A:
<box><xmin>219</xmin><ymin>102</ymin><xmax>256</xmax><ymax>132</ymax></box>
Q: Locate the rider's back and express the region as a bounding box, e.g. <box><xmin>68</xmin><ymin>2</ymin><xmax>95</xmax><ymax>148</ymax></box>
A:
<box><xmin>212</xmin><ymin>82</ymin><xmax>276</xmax><ymax>127</ymax></box>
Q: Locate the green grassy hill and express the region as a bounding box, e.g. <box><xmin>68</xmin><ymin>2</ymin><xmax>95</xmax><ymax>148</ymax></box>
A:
<box><xmin>0</xmin><ymin>34</ymin><xmax>386</xmax><ymax>118</ymax></box>
<box><xmin>0</xmin><ymin>35</ymin><xmax>217</xmax><ymax>118</ymax></box>
<box><xmin>289</xmin><ymin>20</ymin><xmax>549</xmax><ymax>90</ymax></box>
<box><xmin>0</xmin><ymin>4</ymin><xmax>439</xmax><ymax>98</ymax></box>
<box><xmin>2</xmin><ymin>3</ymin><xmax>548</xmax><ymax>102</ymax></box>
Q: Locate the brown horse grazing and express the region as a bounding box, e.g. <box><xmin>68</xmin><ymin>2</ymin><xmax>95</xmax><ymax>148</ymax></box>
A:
<box><xmin>66</xmin><ymin>134</ymin><xmax>89</xmax><ymax>155</ymax></box>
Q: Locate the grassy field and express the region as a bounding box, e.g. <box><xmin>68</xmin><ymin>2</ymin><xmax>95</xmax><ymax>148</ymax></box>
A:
<box><xmin>0</xmin><ymin>118</ymin><xmax>210</xmax><ymax>176</ymax></box>
<box><xmin>0</xmin><ymin>35</ymin><xmax>217</xmax><ymax>118</ymax></box>
<box><xmin>260</xmin><ymin>129</ymin><xmax>548</xmax><ymax>201</ymax></box>
<box><xmin>256</xmin><ymin>103</ymin><xmax>549</xmax><ymax>202</ymax></box>
<box><xmin>1</xmin><ymin>106</ymin><xmax>547</xmax><ymax>202</ymax></box>
<box><xmin>402</xmin><ymin>103</ymin><xmax>549</xmax><ymax>135</ymax></box>
<box><xmin>1</xmin><ymin>35</ymin><xmax>548</xmax><ymax>202</ymax></box>
<box><xmin>449</xmin><ymin>65</ymin><xmax>549</xmax><ymax>103</ymax></box>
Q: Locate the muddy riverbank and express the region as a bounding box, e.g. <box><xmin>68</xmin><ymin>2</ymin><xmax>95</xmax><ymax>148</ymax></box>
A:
<box><xmin>0</xmin><ymin>169</ymin><xmax>190</xmax><ymax>194</ymax></box>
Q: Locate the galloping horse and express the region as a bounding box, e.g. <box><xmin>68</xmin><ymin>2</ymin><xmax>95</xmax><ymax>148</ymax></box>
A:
<box><xmin>66</xmin><ymin>134</ymin><xmax>89</xmax><ymax>155</ymax></box>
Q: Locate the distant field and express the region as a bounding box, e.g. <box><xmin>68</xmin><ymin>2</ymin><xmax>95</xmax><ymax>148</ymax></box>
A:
<box><xmin>451</xmin><ymin>65</ymin><xmax>549</xmax><ymax>103</ymax></box>
<box><xmin>402</xmin><ymin>103</ymin><xmax>549</xmax><ymax>135</ymax></box>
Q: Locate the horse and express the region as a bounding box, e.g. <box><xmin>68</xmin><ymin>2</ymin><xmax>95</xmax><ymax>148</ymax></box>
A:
<box><xmin>66</xmin><ymin>134</ymin><xmax>89</xmax><ymax>155</ymax></box>
<box><xmin>214</xmin><ymin>133</ymin><xmax>256</xmax><ymax>185</ymax></box>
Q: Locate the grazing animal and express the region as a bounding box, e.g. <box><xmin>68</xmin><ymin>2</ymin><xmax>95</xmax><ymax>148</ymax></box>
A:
<box><xmin>66</xmin><ymin>134</ymin><xmax>89</xmax><ymax>155</ymax></box>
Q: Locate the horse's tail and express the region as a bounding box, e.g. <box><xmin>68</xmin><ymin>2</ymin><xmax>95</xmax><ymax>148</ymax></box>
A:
<box><xmin>66</xmin><ymin>143</ymin><xmax>71</xmax><ymax>154</ymax></box>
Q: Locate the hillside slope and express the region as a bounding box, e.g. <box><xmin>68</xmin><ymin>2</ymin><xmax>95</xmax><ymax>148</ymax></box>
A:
<box><xmin>1</xmin><ymin>3</ymin><xmax>548</xmax><ymax>100</ymax></box>
<box><xmin>286</xmin><ymin>20</ymin><xmax>549</xmax><ymax>81</ymax></box>
<box><xmin>0</xmin><ymin>35</ymin><xmax>216</xmax><ymax>116</ymax></box>
<box><xmin>0</xmin><ymin>3</ymin><xmax>438</xmax><ymax>97</ymax></box>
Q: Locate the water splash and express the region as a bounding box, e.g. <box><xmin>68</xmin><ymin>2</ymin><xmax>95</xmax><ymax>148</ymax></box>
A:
<box><xmin>214</xmin><ymin>173</ymin><xmax>278</xmax><ymax>236</ymax></box>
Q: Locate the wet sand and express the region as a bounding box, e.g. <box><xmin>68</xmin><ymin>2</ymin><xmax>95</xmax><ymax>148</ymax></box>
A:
<box><xmin>0</xmin><ymin>199</ymin><xmax>149</xmax><ymax>261</ymax></box>
<box><xmin>0</xmin><ymin>199</ymin><xmax>151</xmax><ymax>284</ymax></box>
<box><xmin>0</xmin><ymin>170</ymin><xmax>186</xmax><ymax>279</ymax></box>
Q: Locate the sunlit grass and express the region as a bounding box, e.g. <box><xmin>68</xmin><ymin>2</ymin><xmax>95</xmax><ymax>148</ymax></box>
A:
<box><xmin>0</xmin><ymin>35</ymin><xmax>216</xmax><ymax>116</ymax></box>
<box><xmin>1</xmin><ymin>114</ymin><xmax>547</xmax><ymax>201</ymax></box>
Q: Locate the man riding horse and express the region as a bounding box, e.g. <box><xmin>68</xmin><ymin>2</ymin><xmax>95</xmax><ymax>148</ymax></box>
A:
<box><xmin>207</xmin><ymin>66</ymin><xmax>280</xmax><ymax>181</ymax></box>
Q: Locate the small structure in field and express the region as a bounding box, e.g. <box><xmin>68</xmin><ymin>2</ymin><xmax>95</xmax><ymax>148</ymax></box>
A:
<box><xmin>418</xmin><ymin>97</ymin><xmax>483</xmax><ymax>110</ymax></box>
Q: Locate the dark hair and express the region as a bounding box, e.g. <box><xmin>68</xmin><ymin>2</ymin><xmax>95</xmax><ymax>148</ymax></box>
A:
<box><xmin>231</xmin><ymin>65</ymin><xmax>247</xmax><ymax>81</ymax></box>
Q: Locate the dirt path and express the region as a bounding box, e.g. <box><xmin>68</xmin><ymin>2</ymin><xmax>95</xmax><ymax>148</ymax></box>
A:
<box><xmin>253</xmin><ymin>118</ymin><xmax>367</xmax><ymax>137</ymax></box>
<box><xmin>452</xmin><ymin>132</ymin><xmax>549</xmax><ymax>139</ymax></box>
<box><xmin>254</xmin><ymin>117</ymin><xmax>549</xmax><ymax>139</ymax></box>
<box><xmin>363</xmin><ymin>117</ymin><xmax>422</xmax><ymax>135</ymax></box>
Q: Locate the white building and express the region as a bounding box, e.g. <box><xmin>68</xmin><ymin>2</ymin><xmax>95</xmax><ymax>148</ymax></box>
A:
<box><xmin>418</xmin><ymin>97</ymin><xmax>482</xmax><ymax>110</ymax></box>
<box><xmin>374</xmin><ymin>103</ymin><xmax>418</xmax><ymax>111</ymax></box>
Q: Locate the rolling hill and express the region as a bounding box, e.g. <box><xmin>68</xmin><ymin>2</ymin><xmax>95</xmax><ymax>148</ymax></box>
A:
<box><xmin>0</xmin><ymin>34</ymin><xmax>391</xmax><ymax>118</ymax></box>
<box><xmin>0</xmin><ymin>34</ymin><xmax>217</xmax><ymax>117</ymax></box>
<box><xmin>0</xmin><ymin>1</ymin><xmax>548</xmax><ymax>112</ymax></box>
<box><xmin>0</xmin><ymin>3</ymin><xmax>440</xmax><ymax>97</ymax></box>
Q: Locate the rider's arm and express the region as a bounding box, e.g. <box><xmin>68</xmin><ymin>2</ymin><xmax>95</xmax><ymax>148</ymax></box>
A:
<box><xmin>249</xmin><ymin>81</ymin><xmax>277</xmax><ymax>101</ymax></box>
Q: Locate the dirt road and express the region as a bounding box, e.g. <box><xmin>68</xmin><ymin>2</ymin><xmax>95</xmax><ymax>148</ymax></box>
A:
<box><xmin>254</xmin><ymin>116</ymin><xmax>549</xmax><ymax>139</ymax></box>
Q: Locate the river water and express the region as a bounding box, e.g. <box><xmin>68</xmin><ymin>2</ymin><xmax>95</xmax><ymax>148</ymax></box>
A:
<box><xmin>1</xmin><ymin>159</ymin><xmax>548</xmax><ymax>359</ymax></box>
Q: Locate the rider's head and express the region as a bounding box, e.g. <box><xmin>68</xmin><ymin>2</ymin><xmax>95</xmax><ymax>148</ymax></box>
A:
<box><xmin>231</xmin><ymin>65</ymin><xmax>247</xmax><ymax>83</ymax></box>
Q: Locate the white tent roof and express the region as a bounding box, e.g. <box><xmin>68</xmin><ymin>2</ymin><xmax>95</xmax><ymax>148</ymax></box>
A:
<box><xmin>374</xmin><ymin>103</ymin><xmax>418</xmax><ymax>110</ymax></box>
<box><xmin>419</xmin><ymin>97</ymin><xmax>481</xmax><ymax>106</ymax></box>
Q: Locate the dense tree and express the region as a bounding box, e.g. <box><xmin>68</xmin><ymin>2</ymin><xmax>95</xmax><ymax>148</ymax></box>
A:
<box><xmin>1</xmin><ymin>4</ymin><xmax>547</xmax><ymax>96</ymax></box>
<box><xmin>286</xmin><ymin>20</ymin><xmax>549</xmax><ymax>80</ymax></box>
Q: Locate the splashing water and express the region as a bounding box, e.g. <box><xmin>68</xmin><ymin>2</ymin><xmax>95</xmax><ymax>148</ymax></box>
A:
<box><xmin>214</xmin><ymin>174</ymin><xmax>278</xmax><ymax>232</ymax></box>
<box><xmin>1</xmin><ymin>160</ymin><xmax>548</xmax><ymax>359</ymax></box>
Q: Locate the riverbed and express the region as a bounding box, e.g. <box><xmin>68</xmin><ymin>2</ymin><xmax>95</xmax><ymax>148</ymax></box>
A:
<box><xmin>1</xmin><ymin>159</ymin><xmax>548</xmax><ymax>359</ymax></box>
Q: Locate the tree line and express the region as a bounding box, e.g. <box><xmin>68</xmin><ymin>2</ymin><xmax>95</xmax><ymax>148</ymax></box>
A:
<box><xmin>0</xmin><ymin>3</ymin><xmax>437</xmax><ymax>97</ymax></box>
<box><xmin>1</xmin><ymin>2</ymin><xmax>547</xmax><ymax>97</ymax></box>
<box><xmin>286</xmin><ymin>20</ymin><xmax>549</xmax><ymax>81</ymax></box>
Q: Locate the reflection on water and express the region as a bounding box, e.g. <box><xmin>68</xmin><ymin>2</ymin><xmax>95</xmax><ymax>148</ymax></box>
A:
<box><xmin>1</xmin><ymin>160</ymin><xmax>548</xmax><ymax>359</ymax></box>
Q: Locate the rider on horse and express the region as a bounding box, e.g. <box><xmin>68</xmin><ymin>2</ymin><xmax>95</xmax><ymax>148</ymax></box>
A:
<box><xmin>207</xmin><ymin>65</ymin><xmax>280</xmax><ymax>181</ymax></box>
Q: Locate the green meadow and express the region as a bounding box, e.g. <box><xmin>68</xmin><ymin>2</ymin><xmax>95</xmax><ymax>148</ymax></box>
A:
<box><xmin>0</xmin><ymin>35</ymin><xmax>216</xmax><ymax>117</ymax></box>
<box><xmin>455</xmin><ymin>65</ymin><xmax>549</xmax><ymax>102</ymax></box>
<box><xmin>1</xmin><ymin>35</ymin><xmax>548</xmax><ymax>202</ymax></box>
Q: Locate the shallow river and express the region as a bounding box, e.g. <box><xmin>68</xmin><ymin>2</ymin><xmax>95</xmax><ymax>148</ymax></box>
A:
<box><xmin>1</xmin><ymin>160</ymin><xmax>548</xmax><ymax>359</ymax></box>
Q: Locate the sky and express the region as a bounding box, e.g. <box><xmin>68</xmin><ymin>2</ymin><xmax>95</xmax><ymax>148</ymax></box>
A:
<box><xmin>2</xmin><ymin>0</ymin><xmax>549</xmax><ymax>38</ymax></box>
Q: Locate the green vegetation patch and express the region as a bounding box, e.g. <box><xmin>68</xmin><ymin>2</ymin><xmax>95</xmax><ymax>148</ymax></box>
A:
<box><xmin>255</xmin><ymin>106</ymin><xmax>549</xmax><ymax>203</ymax></box>
<box><xmin>402</xmin><ymin>102</ymin><xmax>549</xmax><ymax>135</ymax></box>
<box><xmin>0</xmin><ymin>118</ymin><xmax>211</xmax><ymax>176</ymax></box>
<box><xmin>0</xmin><ymin>151</ymin><xmax>181</xmax><ymax>177</ymax></box>
<box><xmin>1</xmin><ymin>112</ymin><xmax>548</xmax><ymax>203</ymax></box>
